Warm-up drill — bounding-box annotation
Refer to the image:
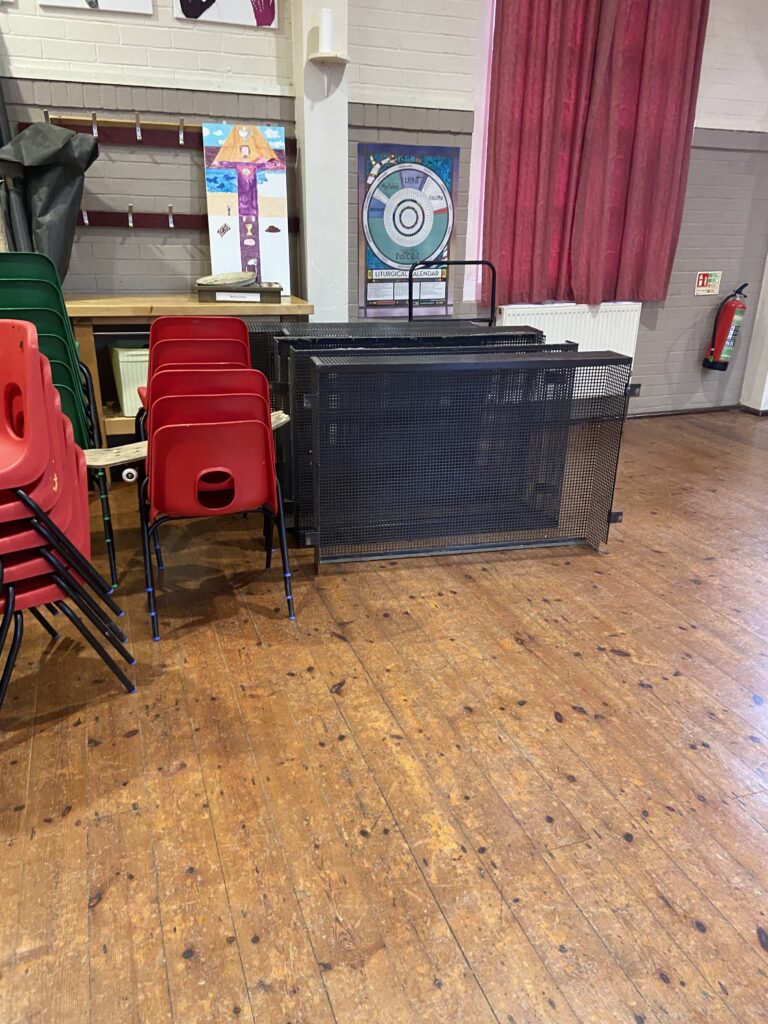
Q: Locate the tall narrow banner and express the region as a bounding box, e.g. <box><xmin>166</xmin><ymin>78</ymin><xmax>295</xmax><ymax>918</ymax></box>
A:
<box><xmin>358</xmin><ymin>142</ymin><xmax>459</xmax><ymax>318</ymax></box>
<box><xmin>202</xmin><ymin>123</ymin><xmax>290</xmax><ymax>293</ymax></box>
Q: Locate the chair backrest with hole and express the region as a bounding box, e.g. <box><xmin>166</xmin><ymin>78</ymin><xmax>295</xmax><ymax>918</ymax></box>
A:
<box><xmin>149</xmin><ymin>420</ymin><xmax>276</xmax><ymax>520</ymax></box>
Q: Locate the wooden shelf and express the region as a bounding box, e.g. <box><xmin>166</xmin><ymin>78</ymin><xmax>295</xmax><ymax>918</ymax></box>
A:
<box><xmin>104</xmin><ymin>409</ymin><xmax>135</xmax><ymax>437</ymax></box>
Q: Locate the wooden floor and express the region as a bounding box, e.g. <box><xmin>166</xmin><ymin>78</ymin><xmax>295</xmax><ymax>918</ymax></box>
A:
<box><xmin>1</xmin><ymin>409</ymin><xmax>768</xmax><ymax>1023</ymax></box>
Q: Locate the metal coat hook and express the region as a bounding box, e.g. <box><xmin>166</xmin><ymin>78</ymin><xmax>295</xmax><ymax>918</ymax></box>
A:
<box><xmin>91</xmin><ymin>112</ymin><xmax>98</xmax><ymax>139</ymax></box>
<box><xmin>135</xmin><ymin>113</ymin><xmax>142</xmax><ymax>142</ymax></box>
<box><xmin>167</xmin><ymin>205</ymin><xmax>175</xmax><ymax>229</ymax></box>
<box><xmin>43</xmin><ymin>109</ymin><xmax>50</xmax><ymax>124</ymax></box>
<box><xmin>127</xmin><ymin>203</ymin><xmax>134</xmax><ymax>229</ymax></box>
<box><xmin>178</xmin><ymin>117</ymin><xmax>185</xmax><ymax>146</ymax></box>
<box><xmin>81</xmin><ymin>206</ymin><xmax>89</xmax><ymax>227</ymax></box>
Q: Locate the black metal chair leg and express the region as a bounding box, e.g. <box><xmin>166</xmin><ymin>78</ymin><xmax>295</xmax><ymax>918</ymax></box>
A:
<box><xmin>92</xmin><ymin>467</ymin><xmax>119</xmax><ymax>589</ymax></box>
<box><xmin>55</xmin><ymin>601</ymin><xmax>135</xmax><ymax>694</ymax></box>
<box><xmin>15</xmin><ymin>489</ymin><xmax>113</xmax><ymax>599</ymax></box>
<box><xmin>30</xmin><ymin>520</ymin><xmax>124</xmax><ymax>619</ymax></box>
<box><xmin>138</xmin><ymin>476</ymin><xmax>160</xmax><ymax>640</ymax></box>
<box><xmin>29</xmin><ymin>606</ymin><xmax>60</xmax><ymax>642</ymax></box>
<box><xmin>0</xmin><ymin>612</ymin><xmax>24</xmax><ymax>709</ymax></box>
<box><xmin>45</xmin><ymin>603</ymin><xmax>60</xmax><ymax>616</ymax></box>
<box><xmin>151</xmin><ymin>526</ymin><xmax>164</xmax><ymax>572</ymax></box>
<box><xmin>263</xmin><ymin>512</ymin><xmax>274</xmax><ymax>569</ymax></box>
<box><xmin>40</xmin><ymin>549</ymin><xmax>129</xmax><ymax>643</ymax></box>
<box><xmin>0</xmin><ymin>582</ymin><xmax>15</xmax><ymax>658</ymax></box>
<box><xmin>50</xmin><ymin>573</ymin><xmax>135</xmax><ymax>666</ymax></box>
<box><xmin>274</xmin><ymin>480</ymin><xmax>296</xmax><ymax>621</ymax></box>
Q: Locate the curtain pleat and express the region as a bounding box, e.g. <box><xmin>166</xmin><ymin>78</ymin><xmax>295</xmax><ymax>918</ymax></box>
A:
<box><xmin>484</xmin><ymin>0</ymin><xmax>710</xmax><ymax>305</ymax></box>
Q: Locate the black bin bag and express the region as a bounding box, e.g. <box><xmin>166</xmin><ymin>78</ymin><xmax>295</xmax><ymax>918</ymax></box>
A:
<box><xmin>0</xmin><ymin>122</ymin><xmax>99</xmax><ymax>281</ymax></box>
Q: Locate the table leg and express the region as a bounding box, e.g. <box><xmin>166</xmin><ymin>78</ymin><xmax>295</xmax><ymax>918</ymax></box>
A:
<box><xmin>73</xmin><ymin>319</ymin><xmax>107</xmax><ymax>447</ymax></box>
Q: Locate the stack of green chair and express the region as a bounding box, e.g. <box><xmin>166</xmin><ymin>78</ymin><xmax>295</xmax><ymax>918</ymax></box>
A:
<box><xmin>0</xmin><ymin>252</ymin><xmax>118</xmax><ymax>588</ymax></box>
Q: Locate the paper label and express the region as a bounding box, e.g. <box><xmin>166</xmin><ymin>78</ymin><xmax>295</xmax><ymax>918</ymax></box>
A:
<box><xmin>694</xmin><ymin>271</ymin><xmax>722</xmax><ymax>296</ymax></box>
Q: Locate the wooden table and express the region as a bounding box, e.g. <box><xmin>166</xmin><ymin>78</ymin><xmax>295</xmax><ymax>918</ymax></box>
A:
<box><xmin>65</xmin><ymin>292</ymin><xmax>313</xmax><ymax>441</ymax></box>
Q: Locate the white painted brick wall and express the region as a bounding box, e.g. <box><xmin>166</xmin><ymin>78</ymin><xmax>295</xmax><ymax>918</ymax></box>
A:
<box><xmin>0</xmin><ymin>0</ymin><xmax>294</xmax><ymax>96</ymax></box>
<box><xmin>0</xmin><ymin>0</ymin><xmax>479</xmax><ymax>110</ymax></box>
<box><xmin>3</xmin><ymin>0</ymin><xmax>767</xmax><ymax>124</ymax></box>
<box><xmin>347</xmin><ymin>0</ymin><xmax>479</xmax><ymax>110</ymax></box>
<box><xmin>695</xmin><ymin>0</ymin><xmax>768</xmax><ymax>132</ymax></box>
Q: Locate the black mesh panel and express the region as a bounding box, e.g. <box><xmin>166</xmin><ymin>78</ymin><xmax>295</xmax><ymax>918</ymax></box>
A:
<box><xmin>289</xmin><ymin>341</ymin><xmax>577</xmax><ymax>543</ymax></box>
<box><xmin>309</xmin><ymin>351</ymin><xmax>632</xmax><ymax>563</ymax></box>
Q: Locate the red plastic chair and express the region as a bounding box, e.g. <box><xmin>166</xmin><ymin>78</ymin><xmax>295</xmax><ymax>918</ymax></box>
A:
<box><xmin>138</xmin><ymin>405</ymin><xmax>294</xmax><ymax>639</ymax></box>
<box><xmin>0</xmin><ymin>320</ymin><xmax>135</xmax><ymax>706</ymax></box>
<box><xmin>147</xmin><ymin>391</ymin><xmax>270</xmax><ymax>434</ymax></box>
<box><xmin>147</xmin><ymin>367</ymin><xmax>269</xmax><ymax>407</ymax></box>
<box><xmin>149</xmin><ymin>419</ymin><xmax>275</xmax><ymax>519</ymax></box>
<box><xmin>139</xmin><ymin>365</ymin><xmax>269</xmax><ymax>417</ymax></box>
<box><xmin>137</xmin><ymin>364</ymin><xmax>247</xmax><ymax>412</ymax></box>
<box><xmin>149</xmin><ymin>316</ymin><xmax>249</xmax><ymax>346</ymax></box>
<box><xmin>149</xmin><ymin>337</ymin><xmax>249</xmax><ymax>377</ymax></box>
<box><xmin>0</xmin><ymin>320</ymin><xmax>50</xmax><ymax>487</ymax></box>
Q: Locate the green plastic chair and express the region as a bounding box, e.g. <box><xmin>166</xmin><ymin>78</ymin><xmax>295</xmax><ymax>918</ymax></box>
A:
<box><xmin>0</xmin><ymin>250</ymin><xmax>62</xmax><ymax>282</ymax></box>
<box><xmin>0</xmin><ymin>254</ymin><xmax>119</xmax><ymax>587</ymax></box>
<box><xmin>47</xmin><ymin>361</ymin><xmax>91</xmax><ymax>441</ymax></box>
<box><xmin>0</xmin><ymin>306</ymin><xmax>80</xmax><ymax>355</ymax></box>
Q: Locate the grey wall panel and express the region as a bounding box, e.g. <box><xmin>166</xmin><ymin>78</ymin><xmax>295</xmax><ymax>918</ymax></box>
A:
<box><xmin>632</xmin><ymin>133</ymin><xmax>768</xmax><ymax>415</ymax></box>
<box><xmin>2</xmin><ymin>78</ymin><xmax>296</xmax><ymax>295</ymax></box>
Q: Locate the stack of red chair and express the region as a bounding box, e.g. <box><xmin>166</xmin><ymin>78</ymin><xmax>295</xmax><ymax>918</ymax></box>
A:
<box><xmin>0</xmin><ymin>319</ymin><xmax>135</xmax><ymax>707</ymax></box>
<box><xmin>136</xmin><ymin>315</ymin><xmax>295</xmax><ymax>641</ymax></box>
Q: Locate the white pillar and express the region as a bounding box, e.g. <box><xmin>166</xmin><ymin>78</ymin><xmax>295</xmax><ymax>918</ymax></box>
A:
<box><xmin>740</xmin><ymin>252</ymin><xmax>768</xmax><ymax>412</ymax></box>
<box><xmin>291</xmin><ymin>0</ymin><xmax>349</xmax><ymax>321</ymax></box>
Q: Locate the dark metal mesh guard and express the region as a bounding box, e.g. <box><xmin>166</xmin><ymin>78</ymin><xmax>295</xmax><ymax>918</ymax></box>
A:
<box><xmin>248</xmin><ymin>320</ymin><xmax>543</xmax><ymax>393</ymax></box>
<box><xmin>310</xmin><ymin>351</ymin><xmax>632</xmax><ymax>563</ymax></box>
<box><xmin>260</xmin><ymin>322</ymin><xmax>546</xmax><ymax>519</ymax></box>
<box><xmin>290</xmin><ymin>341</ymin><xmax>578</xmax><ymax>543</ymax></box>
<box><xmin>249</xmin><ymin>321</ymin><xmax>544</xmax><ymax>518</ymax></box>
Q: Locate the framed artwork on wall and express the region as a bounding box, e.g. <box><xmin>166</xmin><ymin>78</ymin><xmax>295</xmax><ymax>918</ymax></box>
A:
<box><xmin>174</xmin><ymin>0</ymin><xmax>276</xmax><ymax>27</ymax></box>
<box><xmin>38</xmin><ymin>0</ymin><xmax>153</xmax><ymax>12</ymax></box>
<box><xmin>358</xmin><ymin>142</ymin><xmax>460</xmax><ymax>318</ymax></box>
<box><xmin>202</xmin><ymin>122</ymin><xmax>290</xmax><ymax>293</ymax></box>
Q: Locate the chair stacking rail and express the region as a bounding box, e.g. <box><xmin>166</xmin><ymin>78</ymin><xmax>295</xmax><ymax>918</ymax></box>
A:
<box><xmin>261</xmin><ymin>322</ymin><xmax>546</xmax><ymax>519</ymax></box>
<box><xmin>289</xmin><ymin>341</ymin><xmax>578</xmax><ymax>545</ymax></box>
<box><xmin>307</xmin><ymin>350</ymin><xmax>633</xmax><ymax>566</ymax></box>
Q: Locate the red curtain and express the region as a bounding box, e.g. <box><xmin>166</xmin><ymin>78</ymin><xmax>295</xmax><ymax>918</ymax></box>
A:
<box><xmin>484</xmin><ymin>0</ymin><xmax>709</xmax><ymax>306</ymax></box>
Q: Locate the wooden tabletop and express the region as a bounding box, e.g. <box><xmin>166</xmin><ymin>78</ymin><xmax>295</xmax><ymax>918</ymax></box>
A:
<box><xmin>65</xmin><ymin>293</ymin><xmax>313</xmax><ymax>320</ymax></box>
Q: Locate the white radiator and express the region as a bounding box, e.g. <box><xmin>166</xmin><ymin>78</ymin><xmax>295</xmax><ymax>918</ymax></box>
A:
<box><xmin>497</xmin><ymin>302</ymin><xmax>642</xmax><ymax>358</ymax></box>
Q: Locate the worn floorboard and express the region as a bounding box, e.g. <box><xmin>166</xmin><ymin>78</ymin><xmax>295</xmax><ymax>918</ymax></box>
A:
<box><xmin>1</xmin><ymin>409</ymin><xmax>767</xmax><ymax>1023</ymax></box>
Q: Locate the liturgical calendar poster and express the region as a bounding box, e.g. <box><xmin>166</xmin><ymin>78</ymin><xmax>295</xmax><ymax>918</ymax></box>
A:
<box><xmin>358</xmin><ymin>142</ymin><xmax>459</xmax><ymax>317</ymax></box>
<box><xmin>203</xmin><ymin>123</ymin><xmax>290</xmax><ymax>293</ymax></box>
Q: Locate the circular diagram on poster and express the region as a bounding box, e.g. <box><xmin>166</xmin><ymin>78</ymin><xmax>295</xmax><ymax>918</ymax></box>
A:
<box><xmin>362</xmin><ymin>163</ymin><xmax>454</xmax><ymax>270</ymax></box>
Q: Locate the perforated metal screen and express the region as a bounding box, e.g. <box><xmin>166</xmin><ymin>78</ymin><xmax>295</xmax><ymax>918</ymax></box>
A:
<box><xmin>289</xmin><ymin>341</ymin><xmax>578</xmax><ymax>544</ymax></box>
<box><xmin>248</xmin><ymin>321</ymin><xmax>546</xmax><ymax>523</ymax></box>
<box><xmin>309</xmin><ymin>351</ymin><xmax>632</xmax><ymax>564</ymax></box>
<box><xmin>246</xmin><ymin>320</ymin><xmax>544</xmax><ymax>392</ymax></box>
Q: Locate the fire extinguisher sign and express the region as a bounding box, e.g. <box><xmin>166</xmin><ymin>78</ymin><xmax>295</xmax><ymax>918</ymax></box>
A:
<box><xmin>695</xmin><ymin>271</ymin><xmax>722</xmax><ymax>295</ymax></box>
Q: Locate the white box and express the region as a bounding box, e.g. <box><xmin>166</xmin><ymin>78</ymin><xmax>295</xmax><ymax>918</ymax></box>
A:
<box><xmin>110</xmin><ymin>346</ymin><xmax>149</xmax><ymax>417</ymax></box>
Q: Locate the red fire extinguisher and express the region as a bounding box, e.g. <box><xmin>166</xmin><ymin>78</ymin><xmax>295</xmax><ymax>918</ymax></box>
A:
<box><xmin>702</xmin><ymin>282</ymin><xmax>748</xmax><ymax>371</ymax></box>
